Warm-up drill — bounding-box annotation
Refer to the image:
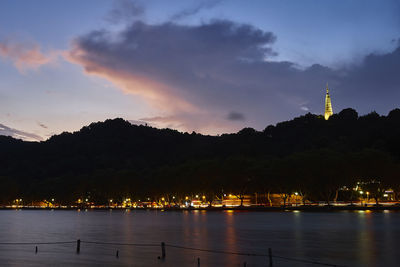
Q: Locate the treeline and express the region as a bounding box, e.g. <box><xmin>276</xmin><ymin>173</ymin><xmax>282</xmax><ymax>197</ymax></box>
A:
<box><xmin>1</xmin><ymin>108</ymin><xmax>400</xmax><ymax>205</ymax></box>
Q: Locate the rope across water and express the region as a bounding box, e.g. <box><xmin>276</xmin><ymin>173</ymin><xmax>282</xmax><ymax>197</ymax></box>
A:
<box><xmin>0</xmin><ymin>240</ymin><xmax>347</xmax><ymax>266</ymax></box>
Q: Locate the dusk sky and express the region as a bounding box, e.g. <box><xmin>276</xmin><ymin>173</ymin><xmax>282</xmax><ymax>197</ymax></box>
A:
<box><xmin>1</xmin><ymin>0</ymin><xmax>399</xmax><ymax>141</ymax></box>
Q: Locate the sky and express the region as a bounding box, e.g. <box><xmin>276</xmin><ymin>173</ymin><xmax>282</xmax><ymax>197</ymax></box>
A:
<box><xmin>0</xmin><ymin>0</ymin><xmax>399</xmax><ymax>141</ymax></box>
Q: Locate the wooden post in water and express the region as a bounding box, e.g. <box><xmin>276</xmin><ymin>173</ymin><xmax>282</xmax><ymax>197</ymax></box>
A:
<box><xmin>116</xmin><ymin>250</ymin><xmax>119</xmax><ymax>258</ymax></box>
<box><xmin>161</xmin><ymin>242</ymin><xmax>166</xmax><ymax>259</ymax></box>
<box><xmin>243</xmin><ymin>261</ymin><xmax>247</xmax><ymax>267</ymax></box>
<box><xmin>35</xmin><ymin>246</ymin><xmax>38</xmax><ymax>254</ymax></box>
<box><xmin>76</xmin><ymin>239</ymin><xmax>81</xmax><ymax>254</ymax></box>
<box><xmin>268</xmin><ymin>248</ymin><xmax>273</xmax><ymax>267</ymax></box>
<box><xmin>197</xmin><ymin>257</ymin><xmax>200</xmax><ymax>267</ymax></box>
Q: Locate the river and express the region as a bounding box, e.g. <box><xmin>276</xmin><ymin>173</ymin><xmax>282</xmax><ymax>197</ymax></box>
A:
<box><xmin>0</xmin><ymin>209</ymin><xmax>397</xmax><ymax>266</ymax></box>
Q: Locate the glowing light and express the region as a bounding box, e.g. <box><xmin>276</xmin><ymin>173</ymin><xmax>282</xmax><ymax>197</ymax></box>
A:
<box><xmin>195</xmin><ymin>195</ymin><xmax>199</xmax><ymax>198</ymax></box>
<box><xmin>109</xmin><ymin>199</ymin><xmax>113</xmax><ymax>202</ymax></box>
<box><xmin>202</xmin><ymin>196</ymin><xmax>206</xmax><ymax>199</ymax></box>
<box><xmin>294</xmin><ymin>192</ymin><xmax>298</xmax><ymax>196</ymax></box>
<box><xmin>359</xmin><ymin>191</ymin><xmax>363</xmax><ymax>194</ymax></box>
<box><xmin>161</xmin><ymin>197</ymin><xmax>165</xmax><ymax>201</ymax></box>
<box><xmin>383</xmin><ymin>194</ymin><xmax>388</xmax><ymax>197</ymax></box>
<box><xmin>324</xmin><ymin>83</ymin><xmax>333</xmax><ymax>120</ymax></box>
<box><xmin>185</xmin><ymin>196</ymin><xmax>189</xmax><ymax>200</ymax></box>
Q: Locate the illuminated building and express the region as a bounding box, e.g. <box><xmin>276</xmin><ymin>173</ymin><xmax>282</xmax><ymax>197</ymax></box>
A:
<box><xmin>324</xmin><ymin>83</ymin><xmax>333</xmax><ymax>120</ymax></box>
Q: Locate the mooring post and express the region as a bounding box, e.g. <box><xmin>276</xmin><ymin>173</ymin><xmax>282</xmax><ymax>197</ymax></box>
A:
<box><xmin>197</xmin><ymin>257</ymin><xmax>200</xmax><ymax>267</ymax></box>
<box><xmin>116</xmin><ymin>250</ymin><xmax>119</xmax><ymax>258</ymax></box>
<box><xmin>268</xmin><ymin>248</ymin><xmax>273</xmax><ymax>267</ymax></box>
<box><xmin>35</xmin><ymin>246</ymin><xmax>38</xmax><ymax>254</ymax></box>
<box><xmin>161</xmin><ymin>242</ymin><xmax>166</xmax><ymax>259</ymax></box>
<box><xmin>76</xmin><ymin>239</ymin><xmax>81</xmax><ymax>254</ymax></box>
<box><xmin>243</xmin><ymin>261</ymin><xmax>247</xmax><ymax>267</ymax></box>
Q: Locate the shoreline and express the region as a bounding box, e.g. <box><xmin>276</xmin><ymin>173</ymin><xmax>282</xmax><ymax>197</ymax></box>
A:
<box><xmin>1</xmin><ymin>205</ymin><xmax>399</xmax><ymax>212</ymax></box>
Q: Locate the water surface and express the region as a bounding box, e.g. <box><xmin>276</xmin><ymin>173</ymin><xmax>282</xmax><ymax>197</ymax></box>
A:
<box><xmin>0</xmin><ymin>210</ymin><xmax>397</xmax><ymax>266</ymax></box>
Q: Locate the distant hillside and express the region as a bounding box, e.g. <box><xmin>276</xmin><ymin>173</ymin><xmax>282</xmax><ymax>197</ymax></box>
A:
<box><xmin>1</xmin><ymin>108</ymin><xmax>400</xmax><ymax>204</ymax></box>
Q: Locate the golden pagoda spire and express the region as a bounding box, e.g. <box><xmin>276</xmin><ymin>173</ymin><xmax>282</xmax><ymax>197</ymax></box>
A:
<box><xmin>324</xmin><ymin>83</ymin><xmax>333</xmax><ymax>120</ymax></box>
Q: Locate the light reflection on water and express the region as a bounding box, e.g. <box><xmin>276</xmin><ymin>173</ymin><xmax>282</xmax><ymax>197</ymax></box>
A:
<box><xmin>0</xmin><ymin>210</ymin><xmax>398</xmax><ymax>266</ymax></box>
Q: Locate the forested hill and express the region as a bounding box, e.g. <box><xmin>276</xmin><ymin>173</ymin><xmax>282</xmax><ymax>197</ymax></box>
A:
<box><xmin>1</xmin><ymin>107</ymin><xmax>400</xmax><ymax>203</ymax></box>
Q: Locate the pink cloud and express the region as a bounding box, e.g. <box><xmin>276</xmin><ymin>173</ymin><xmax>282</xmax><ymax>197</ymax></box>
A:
<box><xmin>65</xmin><ymin>45</ymin><xmax>233</xmax><ymax>133</ymax></box>
<box><xmin>0</xmin><ymin>41</ymin><xmax>55</xmax><ymax>72</ymax></box>
<box><xmin>65</xmin><ymin>44</ymin><xmax>196</xmax><ymax>114</ymax></box>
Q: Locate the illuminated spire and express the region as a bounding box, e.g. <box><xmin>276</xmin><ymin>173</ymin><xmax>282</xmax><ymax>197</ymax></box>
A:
<box><xmin>324</xmin><ymin>83</ymin><xmax>333</xmax><ymax>120</ymax></box>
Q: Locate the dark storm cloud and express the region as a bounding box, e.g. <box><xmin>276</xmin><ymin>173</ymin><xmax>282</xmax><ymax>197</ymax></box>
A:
<box><xmin>227</xmin><ymin>112</ymin><xmax>246</xmax><ymax>121</ymax></box>
<box><xmin>335</xmin><ymin>45</ymin><xmax>400</xmax><ymax>112</ymax></box>
<box><xmin>67</xmin><ymin>20</ymin><xmax>277</xmax><ymax>132</ymax></box>
<box><xmin>67</xmin><ymin>19</ymin><xmax>400</xmax><ymax>133</ymax></box>
<box><xmin>0</xmin><ymin>123</ymin><xmax>43</xmax><ymax>141</ymax></box>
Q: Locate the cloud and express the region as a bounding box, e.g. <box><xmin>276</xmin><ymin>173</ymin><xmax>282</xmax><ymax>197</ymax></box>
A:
<box><xmin>227</xmin><ymin>112</ymin><xmax>246</xmax><ymax>121</ymax></box>
<box><xmin>37</xmin><ymin>122</ymin><xmax>48</xmax><ymax>129</ymax></box>
<box><xmin>0</xmin><ymin>123</ymin><xmax>43</xmax><ymax>141</ymax></box>
<box><xmin>138</xmin><ymin>116</ymin><xmax>184</xmax><ymax>129</ymax></box>
<box><xmin>66</xmin><ymin>20</ymin><xmax>276</xmax><ymax>133</ymax></box>
<box><xmin>106</xmin><ymin>0</ymin><xmax>144</xmax><ymax>24</ymax></box>
<box><xmin>170</xmin><ymin>0</ymin><xmax>222</xmax><ymax>21</ymax></box>
<box><xmin>128</xmin><ymin>119</ymin><xmax>152</xmax><ymax>127</ymax></box>
<box><xmin>0</xmin><ymin>40</ymin><xmax>55</xmax><ymax>72</ymax></box>
<box><xmin>66</xmin><ymin>19</ymin><xmax>400</xmax><ymax>133</ymax></box>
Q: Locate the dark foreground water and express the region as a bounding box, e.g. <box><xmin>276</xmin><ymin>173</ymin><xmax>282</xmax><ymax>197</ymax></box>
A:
<box><xmin>0</xmin><ymin>210</ymin><xmax>398</xmax><ymax>266</ymax></box>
